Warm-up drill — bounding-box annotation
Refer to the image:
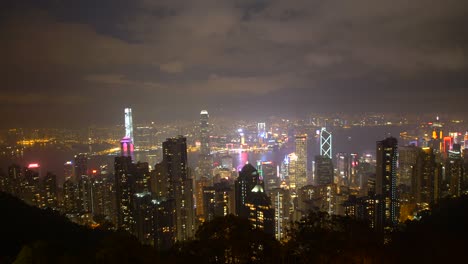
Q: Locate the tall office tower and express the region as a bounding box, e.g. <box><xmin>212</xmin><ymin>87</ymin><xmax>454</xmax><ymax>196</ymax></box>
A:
<box><xmin>74</xmin><ymin>153</ymin><xmax>88</xmax><ymax>182</ymax></box>
<box><xmin>261</xmin><ymin>161</ymin><xmax>278</xmax><ymax>192</ymax></box>
<box><xmin>245</xmin><ymin>185</ymin><xmax>275</xmax><ymax>236</ymax></box>
<box><xmin>269</xmin><ymin>187</ymin><xmax>291</xmax><ymax>241</ymax></box>
<box><xmin>446</xmin><ymin>149</ymin><xmax>463</xmax><ymax>197</ymax></box>
<box><xmin>62</xmin><ymin>178</ymin><xmax>77</xmax><ymax>213</ymax></box>
<box><xmin>320</xmin><ymin>127</ymin><xmax>332</xmax><ymax>159</ymax></box>
<box><xmin>200</xmin><ymin>110</ymin><xmax>210</xmax><ymax>156</ymax></box>
<box><xmin>120</xmin><ymin>137</ymin><xmax>135</xmax><ymax>160</ymax></box>
<box><xmin>198</xmin><ymin>110</ymin><xmax>212</xmax><ymax>180</ymax></box>
<box><xmin>42</xmin><ymin>172</ymin><xmax>57</xmax><ymax>209</ymax></box>
<box><xmin>115</xmin><ymin>156</ymin><xmax>137</xmax><ymax>233</ymax></box>
<box><xmin>336</xmin><ymin>153</ymin><xmax>350</xmax><ymax>186</ymax></box>
<box><xmin>285</xmin><ymin>153</ymin><xmax>298</xmax><ymax>190</ymax></box>
<box><xmin>160</xmin><ymin>136</ymin><xmax>195</xmax><ymax>242</ymax></box>
<box><xmin>413</xmin><ymin>147</ymin><xmax>439</xmax><ymax>206</ymax></box>
<box><xmin>258</xmin><ymin>122</ymin><xmax>266</xmax><ymax>144</ymax></box>
<box><xmin>398</xmin><ymin>146</ymin><xmax>420</xmax><ymax>187</ymax></box>
<box><xmin>133</xmin><ymin>192</ymin><xmax>153</xmax><ymax>245</ymax></box>
<box><xmin>315</xmin><ymin>155</ymin><xmax>334</xmax><ymax>185</ymax></box>
<box><xmin>235</xmin><ymin>163</ymin><xmax>261</xmax><ymax>218</ymax></box>
<box><xmin>295</xmin><ymin>135</ymin><xmax>308</xmax><ymax>190</ymax></box>
<box><xmin>124</xmin><ymin>107</ymin><xmax>134</xmax><ymax>144</ymax></box>
<box><xmin>375</xmin><ymin>137</ymin><xmax>399</xmax><ymax>234</ymax></box>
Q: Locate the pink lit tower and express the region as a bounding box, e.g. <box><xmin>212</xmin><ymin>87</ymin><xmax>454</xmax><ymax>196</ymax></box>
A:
<box><xmin>121</xmin><ymin>108</ymin><xmax>135</xmax><ymax>160</ymax></box>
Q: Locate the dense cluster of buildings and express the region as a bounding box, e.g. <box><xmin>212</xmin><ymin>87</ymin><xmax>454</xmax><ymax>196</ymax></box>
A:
<box><xmin>1</xmin><ymin>110</ymin><xmax>468</xmax><ymax>247</ymax></box>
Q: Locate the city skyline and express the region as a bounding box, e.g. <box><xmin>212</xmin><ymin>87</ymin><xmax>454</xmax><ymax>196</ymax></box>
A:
<box><xmin>1</xmin><ymin>0</ymin><xmax>468</xmax><ymax>128</ymax></box>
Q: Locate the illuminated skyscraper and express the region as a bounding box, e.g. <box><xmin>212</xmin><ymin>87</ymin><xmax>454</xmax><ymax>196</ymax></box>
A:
<box><xmin>200</xmin><ymin>110</ymin><xmax>210</xmax><ymax>156</ymax></box>
<box><xmin>258</xmin><ymin>122</ymin><xmax>266</xmax><ymax>144</ymax></box>
<box><xmin>235</xmin><ymin>163</ymin><xmax>261</xmax><ymax>218</ymax></box>
<box><xmin>269</xmin><ymin>187</ymin><xmax>291</xmax><ymax>241</ymax></box>
<box><xmin>320</xmin><ymin>127</ymin><xmax>332</xmax><ymax>159</ymax></box>
<box><xmin>198</xmin><ymin>110</ymin><xmax>212</xmax><ymax>180</ymax></box>
<box><xmin>124</xmin><ymin>108</ymin><xmax>134</xmax><ymax>144</ymax></box>
<box><xmin>295</xmin><ymin>135</ymin><xmax>308</xmax><ymax>190</ymax></box>
<box><xmin>413</xmin><ymin>147</ymin><xmax>440</xmax><ymax>205</ymax></box>
<box><xmin>115</xmin><ymin>156</ymin><xmax>136</xmax><ymax>233</ymax></box>
<box><xmin>245</xmin><ymin>185</ymin><xmax>275</xmax><ymax>236</ymax></box>
<box><xmin>74</xmin><ymin>154</ymin><xmax>88</xmax><ymax>182</ymax></box>
<box><xmin>375</xmin><ymin>137</ymin><xmax>399</xmax><ymax>234</ymax></box>
<box><xmin>120</xmin><ymin>137</ymin><xmax>134</xmax><ymax>160</ymax></box>
<box><xmin>159</xmin><ymin>136</ymin><xmax>195</xmax><ymax>242</ymax></box>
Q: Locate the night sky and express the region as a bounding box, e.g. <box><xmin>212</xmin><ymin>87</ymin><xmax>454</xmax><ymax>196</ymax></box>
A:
<box><xmin>1</xmin><ymin>0</ymin><xmax>467</xmax><ymax>127</ymax></box>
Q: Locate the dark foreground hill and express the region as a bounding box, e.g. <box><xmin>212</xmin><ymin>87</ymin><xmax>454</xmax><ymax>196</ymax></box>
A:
<box><xmin>0</xmin><ymin>192</ymin><xmax>156</xmax><ymax>264</ymax></box>
<box><xmin>2</xmin><ymin>191</ymin><xmax>468</xmax><ymax>263</ymax></box>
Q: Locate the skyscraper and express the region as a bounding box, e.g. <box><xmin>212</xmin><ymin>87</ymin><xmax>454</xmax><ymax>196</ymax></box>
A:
<box><xmin>200</xmin><ymin>110</ymin><xmax>210</xmax><ymax>156</ymax></box>
<box><xmin>159</xmin><ymin>136</ymin><xmax>195</xmax><ymax>242</ymax></box>
<box><xmin>235</xmin><ymin>163</ymin><xmax>261</xmax><ymax>218</ymax></box>
<box><xmin>124</xmin><ymin>107</ymin><xmax>134</xmax><ymax>144</ymax></box>
<box><xmin>74</xmin><ymin>153</ymin><xmax>88</xmax><ymax>182</ymax></box>
<box><xmin>315</xmin><ymin>155</ymin><xmax>334</xmax><ymax>185</ymax></box>
<box><xmin>245</xmin><ymin>184</ymin><xmax>275</xmax><ymax>236</ymax></box>
<box><xmin>295</xmin><ymin>135</ymin><xmax>308</xmax><ymax>190</ymax></box>
<box><xmin>115</xmin><ymin>156</ymin><xmax>136</xmax><ymax>233</ymax></box>
<box><xmin>320</xmin><ymin>127</ymin><xmax>332</xmax><ymax>159</ymax></box>
<box><xmin>375</xmin><ymin>137</ymin><xmax>399</xmax><ymax>234</ymax></box>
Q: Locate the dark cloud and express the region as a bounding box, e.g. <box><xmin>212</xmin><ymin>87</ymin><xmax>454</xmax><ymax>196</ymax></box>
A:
<box><xmin>0</xmin><ymin>0</ymin><xmax>467</xmax><ymax>127</ymax></box>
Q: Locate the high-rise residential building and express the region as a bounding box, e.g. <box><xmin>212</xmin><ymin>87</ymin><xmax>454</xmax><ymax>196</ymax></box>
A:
<box><xmin>375</xmin><ymin>137</ymin><xmax>399</xmax><ymax>234</ymax></box>
<box><xmin>398</xmin><ymin>146</ymin><xmax>420</xmax><ymax>187</ymax></box>
<box><xmin>320</xmin><ymin>127</ymin><xmax>332</xmax><ymax>159</ymax></box>
<box><xmin>42</xmin><ymin>172</ymin><xmax>57</xmax><ymax>209</ymax></box>
<box><xmin>413</xmin><ymin>147</ymin><xmax>440</xmax><ymax>205</ymax></box>
<box><xmin>159</xmin><ymin>136</ymin><xmax>195</xmax><ymax>242</ymax></box>
<box><xmin>446</xmin><ymin>149</ymin><xmax>463</xmax><ymax>197</ymax></box>
<box><xmin>124</xmin><ymin>107</ymin><xmax>134</xmax><ymax>144</ymax></box>
<box><xmin>133</xmin><ymin>192</ymin><xmax>154</xmax><ymax>245</ymax></box>
<box><xmin>295</xmin><ymin>135</ymin><xmax>308</xmax><ymax>190</ymax></box>
<box><xmin>315</xmin><ymin>155</ymin><xmax>334</xmax><ymax>185</ymax></box>
<box><xmin>235</xmin><ymin>163</ymin><xmax>261</xmax><ymax>218</ymax></box>
<box><xmin>115</xmin><ymin>156</ymin><xmax>137</xmax><ymax>233</ymax></box>
<box><xmin>74</xmin><ymin>153</ymin><xmax>88</xmax><ymax>182</ymax></box>
<box><xmin>269</xmin><ymin>187</ymin><xmax>291</xmax><ymax>241</ymax></box>
<box><xmin>62</xmin><ymin>178</ymin><xmax>77</xmax><ymax>213</ymax></box>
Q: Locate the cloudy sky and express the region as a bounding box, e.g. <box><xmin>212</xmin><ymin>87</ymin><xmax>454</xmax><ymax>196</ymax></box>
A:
<box><xmin>1</xmin><ymin>0</ymin><xmax>467</xmax><ymax>127</ymax></box>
